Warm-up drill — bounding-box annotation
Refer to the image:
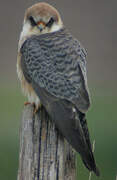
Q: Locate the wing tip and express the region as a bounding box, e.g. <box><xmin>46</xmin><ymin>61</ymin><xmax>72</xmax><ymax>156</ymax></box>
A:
<box><xmin>93</xmin><ymin>166</ymin><xmax>100</xmax><ymax>177</ymax></box>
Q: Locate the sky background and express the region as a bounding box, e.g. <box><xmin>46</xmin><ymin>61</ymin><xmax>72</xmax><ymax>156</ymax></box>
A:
<box><xmin>0</xmin><ymin>1</ymin><xmax>115</xmax><ymax>180</ymax></box>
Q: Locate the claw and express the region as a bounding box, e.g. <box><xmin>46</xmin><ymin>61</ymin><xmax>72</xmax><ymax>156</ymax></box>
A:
<box><xmin>33</xmin><ymin>103</ymin><xmax>42</xmax><ymax>115</ymax></box>
<box><xmin>24</xmin><ymin>101</ymin><xmax>31</xmax><ymax>106</ymax></box>
<box><xmin>24</xmin><ymin>101</ymin><xmax>42</xmax><ymax>114</ymax></box>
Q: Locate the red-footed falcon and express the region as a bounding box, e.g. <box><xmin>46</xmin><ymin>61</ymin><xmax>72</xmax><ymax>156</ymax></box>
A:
<box><xmin>17</xmin><ymin>2</ymin><xmax>100</xmax><ymax>176</ymax></box>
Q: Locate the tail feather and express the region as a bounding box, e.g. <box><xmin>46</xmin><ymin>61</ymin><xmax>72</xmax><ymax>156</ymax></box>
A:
<box><xmin>33</xmin><ymin>85</ymin><xmax>100</xmax><ymax>176</ymax></box>
<box><xmin>78</xmin><ymin>111</ymin><xmax>100</xmax><ymax>176</ymax></box>
<box><xmin>82</xmin><ymin>151</ymin><xmax>100</xmax><ymax>176</ymax></box>
<box><xmin>50</xmin><ymin>100</ymin><xmax>100</xmax><ymax>176</ymax></box>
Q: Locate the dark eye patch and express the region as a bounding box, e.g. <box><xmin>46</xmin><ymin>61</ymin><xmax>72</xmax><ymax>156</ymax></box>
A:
<box><xmin>46</xmin><ymin>17</ymin><xmax>55</xmax><ymax>28</ymax></box>
<box><xmin>29</xmin><ymin>16</ymin><xmax>37</xmax><ymax>26</ymax></box>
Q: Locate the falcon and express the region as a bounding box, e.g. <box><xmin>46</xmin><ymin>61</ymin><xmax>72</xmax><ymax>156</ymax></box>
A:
<box><xmin>17</xmin><ymin>2</ymin><xmax>100</xmax><ymax>176</ymax></box>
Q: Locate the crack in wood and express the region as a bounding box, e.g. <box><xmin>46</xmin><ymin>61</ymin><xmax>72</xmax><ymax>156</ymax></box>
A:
<box><xmin>17</xmin><ymin>104</ymin><xmax>76</xmax><ymax>180</ymax></box>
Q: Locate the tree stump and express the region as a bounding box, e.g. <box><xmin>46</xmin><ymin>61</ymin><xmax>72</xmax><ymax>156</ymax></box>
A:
<box><xmin>17</xmin><ymin>104</ymin><xmax>76</xmax><ymax>180</ymax></box>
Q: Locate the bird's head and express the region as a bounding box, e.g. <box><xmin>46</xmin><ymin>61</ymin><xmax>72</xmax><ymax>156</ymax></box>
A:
<box><xmin>19</xmin><ymin>2</ymin><xmax>63</xmax><ymax>47</ymax></box>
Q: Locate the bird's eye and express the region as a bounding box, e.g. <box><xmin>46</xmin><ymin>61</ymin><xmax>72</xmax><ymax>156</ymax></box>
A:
<box><xmin>46</xmin><ymin>17</ymin><xmax>55</xmax><ymax>27</ymax></box>
<box><xmin>29</xmin><ymin>16</ymin><xmax>37</xmax><ymax>26</ymax></box>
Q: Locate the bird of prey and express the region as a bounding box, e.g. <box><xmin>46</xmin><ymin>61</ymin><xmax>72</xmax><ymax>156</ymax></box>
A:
<box><xmin>17</xmin><ymin>2</ymin><xmax>100</xmax><ymax>176</ymax></box>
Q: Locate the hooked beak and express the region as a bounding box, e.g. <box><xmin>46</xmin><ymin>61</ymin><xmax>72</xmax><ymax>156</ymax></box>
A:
<box><xmin>37</xmin><ymin>21</ymin><xmax>46</xmax><ymax>32</ymax></box>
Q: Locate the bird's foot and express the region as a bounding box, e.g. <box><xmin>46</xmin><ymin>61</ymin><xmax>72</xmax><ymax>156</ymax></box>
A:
<box><xmin>33</xmin><ymin>103</ymin><xmax>42</xmax><ymax>115</ymax></box>
<box><xmin>24</xmin><ymin>101</ymin><xmax>42</xmax><ymax>114</ymax></box>
<box><xmin>24</xmin><ymin>101</ymin><xmax>31</xmax><ymax>106</ymax></box>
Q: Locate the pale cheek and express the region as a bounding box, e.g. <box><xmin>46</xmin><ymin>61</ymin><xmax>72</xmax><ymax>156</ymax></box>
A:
<box><xmin>18</xmin><ymin>22</ymin><xmax>63</xmax><ymax>50</ymax></box>
<box><xmin>50</xmin><ymin>24</ymin><xmax>62</xmax><ymax>32</ymax></box>
<box><xmin>20</xmin><ymin>23</ymin><xmax>31</xmax><ymax>39</ymax></box>
<box><xmin>18</xmin><ymin>23</ymin><xmax>39</xmax><ymax>50</ymax></box>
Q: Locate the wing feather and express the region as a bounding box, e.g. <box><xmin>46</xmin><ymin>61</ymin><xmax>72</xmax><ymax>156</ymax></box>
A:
<box><xmin>20</xmin><ymin>28</ymin><xmax>90</xmax><ymax>112</ymax></box>
<box><xmin>20</xmin><ymin>28</ymin><xmax>100</xmax><ymax>176</ymax></box>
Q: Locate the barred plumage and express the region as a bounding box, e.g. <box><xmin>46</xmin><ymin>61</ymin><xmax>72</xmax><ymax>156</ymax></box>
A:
<box><xmin>17</xmin><ymin>3</ymin><xmax>100</xmax><ymax>176</ymax></box>
<box><xmin>21</xmin><ymin>28</ymin><xmax>90</xmax><ymax>113</ymax></box>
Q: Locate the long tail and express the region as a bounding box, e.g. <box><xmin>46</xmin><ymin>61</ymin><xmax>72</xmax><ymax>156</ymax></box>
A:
<box><xmin>33</xmin><ymin>85</ymin><xmax>100</xmax><ymax>176</ymax></box>
<box><xmin>49</xmin><ymin>100</ymin><xmax>100</xmax><ymax>176</ymax></box>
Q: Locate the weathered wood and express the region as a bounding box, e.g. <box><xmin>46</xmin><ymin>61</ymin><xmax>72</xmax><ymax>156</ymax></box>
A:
<box><xmin>17</xmin><ymin>104</ymin><xmax>76</xmax><ymax>180</ymax></box>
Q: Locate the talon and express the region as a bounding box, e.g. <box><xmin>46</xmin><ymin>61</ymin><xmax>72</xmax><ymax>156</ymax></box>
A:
<box><xmin>33</xmin><ymin>103</ymin><xmax>42</xmax><ymax>115</ymax></box>
<box><xmin>24</xmin><ymin>101</ymin><xmax>31</xmax><ymax>106</ymax></box>
<box><xmin>24</xmin><ymin>101</ymin><xmax>42</xmax><ymax>114</ymax></box>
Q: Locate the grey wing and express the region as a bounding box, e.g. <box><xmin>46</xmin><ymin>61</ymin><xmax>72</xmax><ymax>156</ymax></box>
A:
<box><xmin>20</xmin><ymin>31</ymin><xmax>90</xmax><ymax>113</ymax></box>
<box><xmin>20</xmin><ymin>32</ymin><xmax>100</xmax><ymax>176</ymax></box>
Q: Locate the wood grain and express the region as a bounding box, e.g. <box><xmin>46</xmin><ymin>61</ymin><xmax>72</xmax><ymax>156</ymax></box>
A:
<box><xmin>17</xmin><ymin>104</ymin><xmax>76</xmax><ymax>180</ymax></box>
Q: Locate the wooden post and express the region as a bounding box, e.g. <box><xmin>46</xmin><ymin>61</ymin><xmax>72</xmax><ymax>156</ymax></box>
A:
<box><xmin>17</xmin><ymin>104</ymin><xmax>76</xmax><ymax>180</ymax></box>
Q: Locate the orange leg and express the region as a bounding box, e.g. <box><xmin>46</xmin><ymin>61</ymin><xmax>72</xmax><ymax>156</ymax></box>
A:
<box><xmin>33</xmin><ymin>103</ymin><xmax>42</xmax><ymax>115</ymax></box>
<box><xmin>24</xmin><ymin>101</ymin><xmax>42</xmax><ymax>114</ymax></box>
<box><xmin>24</xmin><ymin>101</ymin><xmax>31</xmax><ymax>106</ymax></box>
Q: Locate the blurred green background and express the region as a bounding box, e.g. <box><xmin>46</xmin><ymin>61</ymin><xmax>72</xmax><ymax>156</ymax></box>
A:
<box><xmin>0</xmin><ymin>0</ymin><xmax>115</xmax><ymax>180</ymax></box>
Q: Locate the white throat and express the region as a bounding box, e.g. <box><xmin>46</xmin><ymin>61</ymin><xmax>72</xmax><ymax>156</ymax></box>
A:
<box><xmin>49</xmin><ymin>23</ymin><xmax>62</xmax><ymax>32</ymax></box>
<box><xmin>18</xmin><ymin>22</ymin><xmax>32</xmax><ymax>50</ymax></box>
<box><xmin>18</xmin><ymin>22</ymin><xmax>63</xmax><ymax>50</ymax></box>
